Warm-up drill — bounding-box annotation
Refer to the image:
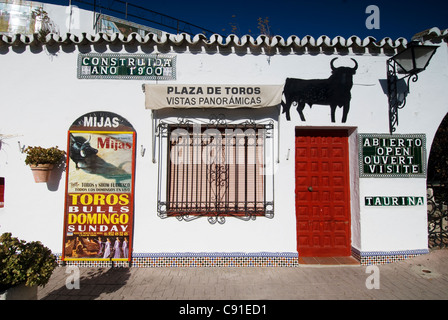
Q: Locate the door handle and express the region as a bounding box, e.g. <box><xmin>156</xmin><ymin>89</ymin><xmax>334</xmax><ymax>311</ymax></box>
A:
<box><xmin>308</xmin><ymin>186</ymin><xmax>313</xmax><ymax>192</ymax></box>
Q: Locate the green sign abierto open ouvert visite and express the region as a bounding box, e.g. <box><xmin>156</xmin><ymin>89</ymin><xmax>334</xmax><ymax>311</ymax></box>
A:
<box><xmin>359</xmin><ymin>134</ymin><xmax>426</xmax><ymax>178</ymax></box>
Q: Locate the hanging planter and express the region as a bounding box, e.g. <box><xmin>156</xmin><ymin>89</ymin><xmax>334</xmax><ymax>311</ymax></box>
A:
<box><xmin>29</xmin><ymin>163</ymin><xmax>55</xmax><ymax>183</ymax></box>
<box><xmin>24</xmin><ymin>146</ymin><xmax>66</xmax><ymax>183</ymax></box>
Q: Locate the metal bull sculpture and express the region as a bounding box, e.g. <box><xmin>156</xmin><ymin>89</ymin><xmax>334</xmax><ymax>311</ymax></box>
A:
<box><xmin>281</xmin><ymin>58</ymin><xmax>358</xmax><ymax>122</ymax></box>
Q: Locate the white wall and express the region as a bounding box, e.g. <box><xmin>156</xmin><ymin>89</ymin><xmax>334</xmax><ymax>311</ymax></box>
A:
<box><xmin>0</xmin><ymin>36</ymin><xmax>447</xmax><ymax>256</ymax></box>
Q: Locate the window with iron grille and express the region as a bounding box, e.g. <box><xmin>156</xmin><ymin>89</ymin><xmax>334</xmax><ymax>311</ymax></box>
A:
<box><xmin>156</xmin><ymin>121</ymin><xmax>274</xmax><ymax>224</ymax></box>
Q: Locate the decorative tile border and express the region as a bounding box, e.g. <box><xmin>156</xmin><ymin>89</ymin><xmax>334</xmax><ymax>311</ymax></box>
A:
<box><xmin>54</xmin><ymin>249</ymin><xmax>429</xmax><ymax>267</ymax></box>
<box><xmin>56</xmin><ymin>257</ymin><xmax>127</xmax><ymax>268</ymax></box>
<box><xmin>351</xmin><ymin>247</ymin><xmax>429</xmax><ymax>265</ymax></box>
<box><xmin>55</xmin><ymin>252</ymin><xmax>299</xmax><ymax>268</ymax></box>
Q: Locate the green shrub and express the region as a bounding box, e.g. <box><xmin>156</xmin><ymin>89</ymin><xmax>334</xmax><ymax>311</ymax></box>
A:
<box><xmin>0</xmin><ymin>232</ymin><xmax>58</xmax><ymax>291</ymax></box>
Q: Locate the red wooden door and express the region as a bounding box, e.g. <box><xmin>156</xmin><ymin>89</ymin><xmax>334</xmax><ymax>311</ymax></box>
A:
<box><xmin>295</xmin><ymin>129</ymin><xmax>351</xmax><ymax>257</ymax></box>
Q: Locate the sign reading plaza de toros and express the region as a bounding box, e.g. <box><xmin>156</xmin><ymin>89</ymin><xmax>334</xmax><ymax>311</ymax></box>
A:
<box><xmin>359</xmin><ymin>134</ymin><xmax>426</xmax><ymax>177</ymax></box>
<box><xmin>144</xmin><ymin>84</ymin><xmax>283</xmax><ymax>109</ymax></box>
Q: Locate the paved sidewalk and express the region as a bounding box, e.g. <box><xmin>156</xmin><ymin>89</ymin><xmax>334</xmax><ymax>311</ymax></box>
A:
<box><xmin>38</xmin><ymin>249</ymin><xmax>448</xmax><ymax>300</ymax></box>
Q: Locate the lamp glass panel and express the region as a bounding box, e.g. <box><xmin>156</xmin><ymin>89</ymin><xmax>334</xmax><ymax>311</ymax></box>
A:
<box><xmin>413</xmin><ymin>46</ymin><xmax>437</xmax><ymax>70</ymax></box>
<box><xmin>392</xmin><ymin>49</ymin><xmax>414</xmax><ymax>73</ymax></box>
<box><xmin>393</xmin><ymin>45</ymin><xmax>437</xmax><ymax>74</ymax></box>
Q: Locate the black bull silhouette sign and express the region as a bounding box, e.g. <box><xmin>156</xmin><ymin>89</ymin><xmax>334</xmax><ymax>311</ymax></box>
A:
<box><xmin>281</xmin><ymin>58</ymin><xmax>358</xmax><ymax>122</ymax></box>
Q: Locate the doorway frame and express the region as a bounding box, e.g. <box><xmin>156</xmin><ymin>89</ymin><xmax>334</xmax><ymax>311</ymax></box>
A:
<box><xmin>294</xmin><ymin>126</ymin><xmax>360</xmax><ymax>257</ymax></box>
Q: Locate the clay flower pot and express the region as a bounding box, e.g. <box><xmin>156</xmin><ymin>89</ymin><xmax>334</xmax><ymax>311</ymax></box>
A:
<box><xmin>30</xmin><ymin>164</ymin><xmax>54</xmax><ymax>183</ymax></box>
<box><xmin>24</xmin><ymin>146</ymin><xmax>65</xmax><ymax>183</ymax></box>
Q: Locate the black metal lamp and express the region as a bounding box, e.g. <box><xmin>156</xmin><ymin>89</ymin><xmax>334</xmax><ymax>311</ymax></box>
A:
<box><xmin>387</xmin><ymin>41</ymin><xmax>438</xmax><ymax>134</ymax></box>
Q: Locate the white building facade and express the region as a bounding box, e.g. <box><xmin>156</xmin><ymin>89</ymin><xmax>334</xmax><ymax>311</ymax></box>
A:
<box><xmin>1</xmin><ymin>3</ymin><xmax>447</xmax><ymax>266</ymax></box>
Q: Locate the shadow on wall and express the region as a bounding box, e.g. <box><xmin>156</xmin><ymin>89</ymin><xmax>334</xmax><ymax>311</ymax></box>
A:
<box><xmin>39</xmin><ymin>267</ymin><xmax>131</xmax><ymax>300</ymax></box>
<box><xmin>378</xmin><ymin>77</ymin><xmax>410</xmax><ymax>106</ymax></box>
<box><xmin>46</xmin><ymin>162</ymin><xmax>65</xmax><ymax>192</ymax></box>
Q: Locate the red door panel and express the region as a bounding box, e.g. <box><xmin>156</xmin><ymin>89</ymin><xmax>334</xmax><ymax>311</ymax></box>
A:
<box><xmin>295</xmin><ymin>129</ymin><xmax>351</xmax><ymax>257</ymax></box>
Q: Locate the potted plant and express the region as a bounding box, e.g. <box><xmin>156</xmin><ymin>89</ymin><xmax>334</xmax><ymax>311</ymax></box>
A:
<box><xmin>0</xmin><ymin>232</ymin><xmax>58</xmax><ymax>300</ymax></box>
<box><xmin>24</xmin><ymin>146</ymin><xmax>66</xmax><ymax>183</ymax></box>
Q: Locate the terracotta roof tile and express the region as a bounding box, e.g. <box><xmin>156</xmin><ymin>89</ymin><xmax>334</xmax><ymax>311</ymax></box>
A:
<box><xmin>1</xmin><ymin>28</ymin><xmax>445</xmax><ymax>54</ymax></box>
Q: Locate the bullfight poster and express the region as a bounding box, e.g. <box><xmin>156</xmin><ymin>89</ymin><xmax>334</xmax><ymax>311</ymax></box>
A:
<box><xmin>62</xmin><ymin>111</ymin><xmax>136</xmax><ymax>262</ymax></box>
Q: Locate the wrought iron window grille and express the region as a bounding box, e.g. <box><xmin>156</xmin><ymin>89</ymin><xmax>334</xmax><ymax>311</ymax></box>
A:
<box><xmin>156</xmin><ymin>117</ymin><xmax>275</xmax><ymax>224</ymax></box>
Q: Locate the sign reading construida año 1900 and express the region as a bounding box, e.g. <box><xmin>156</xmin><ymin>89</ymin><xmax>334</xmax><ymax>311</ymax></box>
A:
<box><xmin>77</xmin><ymin>53</ymin><xmax>176</xmax><ymax>80</ymax></box>
<box><xmin>359</xmin><ymin>134</ymin><xmax>426</xmax><ymax>178</ymax></box>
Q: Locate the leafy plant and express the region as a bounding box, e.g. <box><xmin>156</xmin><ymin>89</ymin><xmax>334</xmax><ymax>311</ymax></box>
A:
<box><xmin>0</xmin><ymin>232</ymin><xmax>58</xmax><ymax>291</ymax></box>
<box><xmin>24</xmin><ymin>146</ymin><xmax>66</xmax><ymax>166</ymax></box>
<box><xmin>257</xmin><ymin>17</ymin><xmax>271</xmax><ymax>37</ymax></box>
